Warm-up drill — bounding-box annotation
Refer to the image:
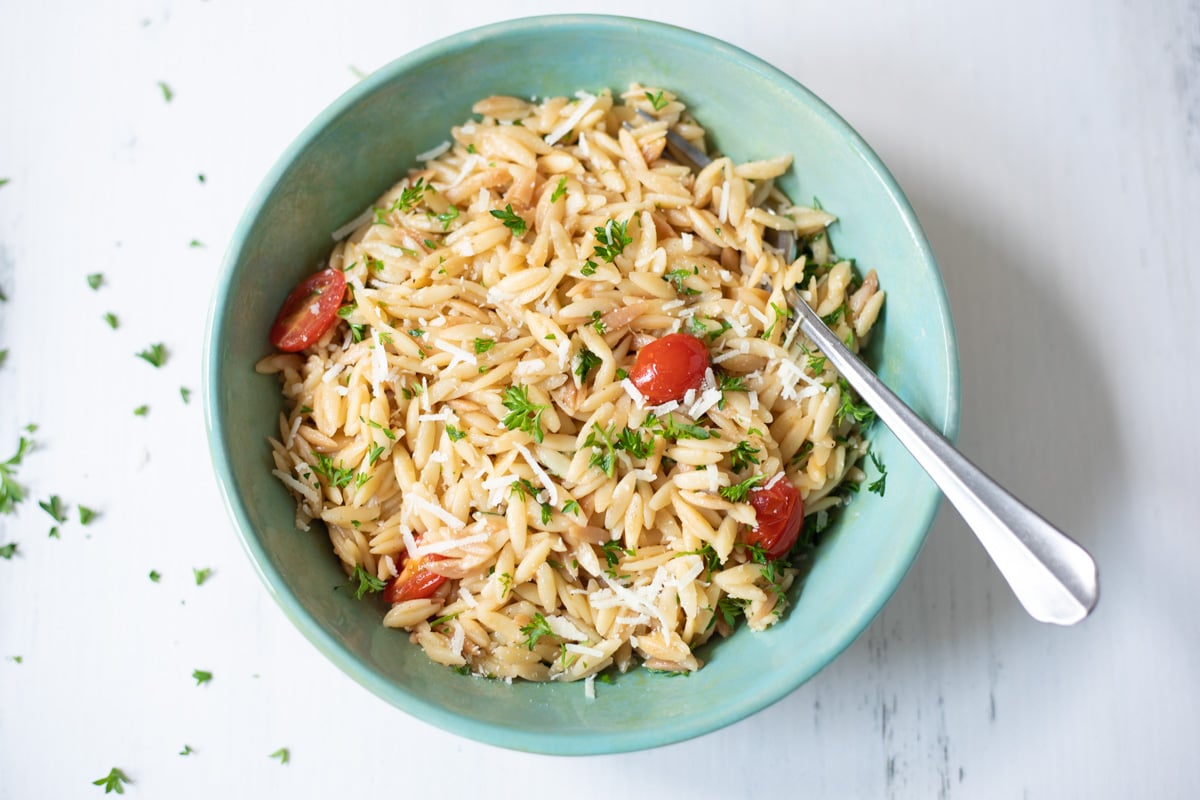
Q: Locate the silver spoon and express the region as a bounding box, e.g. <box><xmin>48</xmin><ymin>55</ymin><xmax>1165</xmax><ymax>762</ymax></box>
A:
<box><xmin>789</xmin><ymin>291</ymin><xmax>1099</xmax><ymax>625</ymax></box>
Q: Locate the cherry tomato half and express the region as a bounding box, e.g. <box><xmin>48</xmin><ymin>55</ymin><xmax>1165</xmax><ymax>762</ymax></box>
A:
<box><xmin>746</xmin><ymin>475</ymin><xmax>804</xmax><ymax>561</ymax></box>
<box><xmin>628</xmin><ymin>332</ymin><xmax>710</xmax><ymax>404</ymax></box>
<box><xmin>384</xmin><ymin>553</ymin><xmax>446</xmax><ymax>603</ymax></box>
<box><xmin>268</xmin><ymin>268</ymin><xmax>347</xmax><ymax>352</ymax></box>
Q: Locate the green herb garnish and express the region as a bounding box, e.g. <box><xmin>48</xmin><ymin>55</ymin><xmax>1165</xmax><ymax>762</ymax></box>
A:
<box><xmin>136</xmin><ymin>343</ymin><xmax>167</xmax><ymax>368</ymax></box>
<box><xmin>501</xmin><ymin>384</ymin><xmax>547</xmax><ymax>443</ymax></box>
<box><xmin>93</xmin><ymin>767</ymin><xmax>131</xmax><ymax>794</ymax></box>
<box><xmin>550</xmin><ymin>176</ymin><xmax>568</xmax><ymax>202</ymax></box>
<box><xmin>519</xmin><ymin>612</ymin><xmax>554</xmax><ymax>650</ymax></box>
<box><xmin>593</xmin><ymin>218</ymin><xmax>632</xmax><ymax>262</ymax></box>
<box><xmin>867</xmin><ymin>451</ymin><xmax>887</xmax><ymax>497</ymax></box>
<box><xmin>575</xmin><ymin>348</ymin><xmax>601</xmax><ymax>382</ymax></box>
<box><xmin>490</xmin><ymin>203</ymin><xmax>527</xmax><ymax>236</ymax></box>
<box><xmin>350</xmin><ymin>564</ymin><xmax>385</xmax><ymax>599</ymax></box>
<box><xmin>719</xmin><ymin>474</ymin><xmax>765</xmax><ymax>502</ymax></box>
<box><xmin>192</xmin><ymin>669</ymin><xmax>212</xmax><ymax>685</ymax></box>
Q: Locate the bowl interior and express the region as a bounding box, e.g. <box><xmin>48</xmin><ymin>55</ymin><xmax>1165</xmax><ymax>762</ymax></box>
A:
<box><xmin>205</xmin><ymin>14</ymin><xmax>958</xmax><ymax>755</ymax></box>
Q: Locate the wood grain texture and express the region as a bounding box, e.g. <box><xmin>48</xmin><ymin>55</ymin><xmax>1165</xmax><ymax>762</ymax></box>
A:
<box><xmin>1</xmin><ymin>0</ymin><xmax>1197</xmax><ymax>797</ymax></box>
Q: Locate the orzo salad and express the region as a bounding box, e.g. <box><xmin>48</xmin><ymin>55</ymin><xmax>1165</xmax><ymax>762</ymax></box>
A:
<box><xmin>256</xmin><ymin>85</ymin><xmax>884</xmax><ymax>683</ymax></box>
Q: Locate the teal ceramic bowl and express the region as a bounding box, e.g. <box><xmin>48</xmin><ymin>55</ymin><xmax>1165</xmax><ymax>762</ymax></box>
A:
<box><xmin>204</xmin><ymin>14</ymin><xmax>958</xmax><ymax>755</ymax></box>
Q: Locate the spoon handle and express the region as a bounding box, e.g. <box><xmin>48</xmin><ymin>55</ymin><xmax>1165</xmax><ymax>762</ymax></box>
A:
<box><xmin>791</xmin><ymin>294</ymin><xmax>1099</xmax><ymax>625</ymax></box>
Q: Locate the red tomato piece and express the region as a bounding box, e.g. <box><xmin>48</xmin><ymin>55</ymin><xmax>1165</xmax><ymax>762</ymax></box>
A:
<box><xmin>746</xmin><ymin>475</ymin><xmax>804</xmax><ymax>560</ymax></box>
<box><xmin>268</xmin><ymin>268</ymin><xmax>347</xmax><ymax>352</ymax></box>
<box><xmin>384</xmin><ymin>553</ymin><xmax>446</xmax><ymax>603</ymax></box>
<box><xmin>628</xmin><ymin>332</ymin><xmax>710</xmax><ymax>404</ymax></box>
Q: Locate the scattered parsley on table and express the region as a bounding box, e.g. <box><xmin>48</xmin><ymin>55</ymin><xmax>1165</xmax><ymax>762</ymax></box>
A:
<box><xmin>92</xmin><ymin>767</ymin><xmax>130</xmax><ymax>794</ymax></box>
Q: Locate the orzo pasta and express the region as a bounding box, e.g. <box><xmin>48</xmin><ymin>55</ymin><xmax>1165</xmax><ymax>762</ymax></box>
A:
<box><xmin>256</xmin><ymin>85</ymin><xmax>884</xmax><ymax>682</ymax></box>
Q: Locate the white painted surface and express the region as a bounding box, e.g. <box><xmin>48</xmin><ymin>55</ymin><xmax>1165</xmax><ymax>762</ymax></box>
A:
<box><xmin>1</xmin><ymin>0</ymin><xmax>1197</xmax><ymax>797</ymax></box>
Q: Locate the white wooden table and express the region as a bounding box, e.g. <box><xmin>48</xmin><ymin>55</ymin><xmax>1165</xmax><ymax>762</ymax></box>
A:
<box><xmin>2</xmin><ymin>1</ymin><xmax>1196</xmax><ymax>797</ymax></box>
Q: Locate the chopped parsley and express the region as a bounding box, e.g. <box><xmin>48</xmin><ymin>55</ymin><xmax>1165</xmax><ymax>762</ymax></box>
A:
<box><xmin>136</xmin><ymin>343</ymin><xmax>167</xmax><ymax>368</ymax></box>
<box><xmin>179</xmin><ymin>745</ymin><xmax>194</xmax><ymax>756</ymax></box>
<box><xmin>490</xmin><ymin>203</ymin><xmax>527</xmax><ymax>236</ymax></box>
<box><xmin>192</xmin><ymin>668</ymin><xmax>213</xmax><ymax>685</ymax></box>
<box><xmin>366</xmin><ymin>443</ymin><xmax>386</xmax><ymax>467</ymax></box>
<box><xmin>644</xmin><ymin>413</ymin><xmax>713</xmax><ymax>442</ymax></box>
<box><xmin>590</xmin><ymin>310</ymin><xmax>606</xmax><ymax>335</ymax></box>
<box><xmin>601</xmin><ymin>540</ymin><xmax>635</xmax><ymax>575</ymax></box>
<box><xmin>269</xmin><ymin>748</ymin><xmax>290</xmax><ymax>765</ymax></box>
<box><xmin>593</xmin><ymin>218</ymin><xmax>632</xmax><ymax>262</ymax></box>
<box><xmin>0</xmin><ymin>543</ymin><xmax>17</xmax><ymax>560</ymax></box>
<box><xmin>87</xmin><ymin>273</ymin><xmax>104</xmax><ymax>290</ymax></box>
<box><xmin>719</xmin><ymin>474</ymin><xmax>765</xmax><ymax>503</ymax></box>
<box><xmin>539</xmin><ymin>502</ymin><xmax>553</xmax><ymax>524</ymax></box>
<box><xmin>729</xmin><ymin>441</ymin><xmax>761</xmax><ymax>473</ymax></box>
<box><xmin>575</xmin><ymin>348</ymin><xmax>601</xmax><ymax>382</ymax></box>
<box><xmin>473</xmin><ymin>338</ymin><xmax>496</xmax><ymax>354</ymax></box>
<box><xmin>193</xmin><ymin>567</ymin><xmax>213</xmax><ymax>586</ymax></box>
<box><xmin>509</xmin><ymin>477</ymin><xmax>539</xmax><ymax>501</ymax></box>
<box><xmin>180</xmin><ymin>387</ymin><xmax>191</xmax><ymax>404</ymax></box>
<box><xmin>189</xmin><ymin>239</ymin><xmax>204</xmax><ymax>248</ymax></box>
<box><xmin>93</xmin><ymin>767</ymin><xmax>131</xmax><ymax>794</ymax></box>
<box><xmin>519</xmin><ymin>612</ymin><xmax>554</xmax><ymax>650</ymax></box>
<box><xmin>867</xmin><ymin>451</ymin><xmax>888</xmax><ymax>496</ymax></box>
<box><xmin>38</xmin><ymin>495</ymin><xmax>66</xmax><ymax>523</ymax></box>
<box><xmin>1</xmin><ymin>435</ymin><xmax>33</xmax><ymax>515</ymax></box>
<box><xmin>434</xmin><ymin>205</ymin><xmax>459</xmax><ymax>230</ymax></box>
<box><xmin>445</xmin><ymin>425</ymin><xmax>466</xmax><ymax>442</ymax></box>
<box><xmin>157</xmin><ymin>80</ymin><xmax>174</xmax><ymax>102</ymax></box>
<box><xmin>103</xmin><ymin>312</ymin><xmax>119</xmax><ymax>329</ymax></box>
<box><xmin>350</xmin><ymin>564</ymin><xmax>385</xmax><ymax>599</ymax></box>
<box><xmin>133</xmin><ymin>405</ymin><xmax>149</xmax><ymax>417</ymax></box>
<box><xmin>0</xmin><ymin>349</ymin><xmax>6</xmax><ymax>368</ymax></box>
<box><xmin>759</xmin><ymin>302</ymin><xmax>788</xmax><ymax>340</ymax></box>
<box><xmin>149</xmin><ymin>570</ymin><xmax>161</xmax><ymax>582</ymax></box>
<box><xmin>674</xmin><ymin>542</ymin><xmax>720</xmax><ymax>579</ymax></box>
<box><xmin>550</xmin><ymin>176</ymin><xmax>568</xmax><ymax>202</ymax></box>
<box><xmin>644</xmin><ymin>89</ymin><xmax>668</xmax><ymax>111</ymax></box>
<box><xmin>500</xmin><ymin>384</ymin><xmax>547</xmax><ymax>443</ymax></box>
<box><xmin>835</xmin><ymin>378</ymin><xmax>875</xmax><ymax>427</ymax></box>
<box><xmin>580</xmin><ymin>260</ymin><xmax>599</xmax><ymax>277</ymax></box>
<box><xmin>716</xmin><ymin>371</ymin><xmax>748</xmax><ymax>393</ymax></box>
<box><xmin>391</xmin><ymin>178</ymin><xmax>428</xmax><ymax>213</ymax></box>
<box><xmin>79</xmin><ymin>505</ymin><xmax>97</xmax><ymax>525</ymax></box>
<box><xmin>562</xmin><ymin>499</ymin><xmax>581</xmax><ymax>516</ymax></box>
<box><xmin>663</xmin><ymin>267</ymin><xmax>700</xmax><ymax>295</ymax></box>
<box><xmin>718</xmin><ymin>595</ymin><xmax>750</xmax><ymax>627</ymax></box>
<box><xmin>312</xmin><ymin>453</ymin><xmax>354</xmax><ymax>488</ymax></box>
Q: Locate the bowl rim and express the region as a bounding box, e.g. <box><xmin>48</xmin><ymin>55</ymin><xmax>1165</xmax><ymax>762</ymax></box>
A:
<box><xmin>204</xmin><ymin>12</ymin><xmax>961</xmax><ymax>755</ymax></box>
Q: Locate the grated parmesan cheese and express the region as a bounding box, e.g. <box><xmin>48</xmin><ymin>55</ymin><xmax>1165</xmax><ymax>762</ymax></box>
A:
<box><xmin>545</xmin><ymin>91</ymin><xmax>598</xmax><ymax>146</ymax></box>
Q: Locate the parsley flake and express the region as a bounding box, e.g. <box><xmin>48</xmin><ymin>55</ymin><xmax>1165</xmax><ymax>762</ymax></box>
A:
<box><xmin>0</xmin><ymin>543</ymin><xmax>17</xmax><ymax>560</ymax></box>
<box><xmin>575</xmin><ymin>348</ymin><xmax>601</xmax><ymax>382</ymax></box>
<box><xmin>550</xmin><ymin>176</ymin><xmax>568</xmax><ymax>202</ymax></box>
<box><xmin>193</xmin><ymin>567</ymin><xmax>213</xmax><ymax>586</ymax></box>
<box><xmin>270</xmin><ymin>747</ymin><xmax>290</xmax><ymax>764</ymax></box>
<box><xmin>149</xmin><ymin>570</ymin><xmax>161</xmax><ymax>582</ymax></box>
<box><xmin>500</xmin><ymin>384</ymin><xmax>547</xmax><ymax>443</ymax></box>
<box><xmin>79</xmin><ymin>506</ymin><xmax>98</xmax><ymax>525</ymax></box>
<box><xmin>473</xmin><ymin>338</ymin><xmax>496</xmax><ymax>354</ymax></box>
<box><xmin>644</xmin><ymin>90</ymin><xmax>668</xmax><ymax>111</ymax></box>
<box><xmin>179</xmin><ymin>745</ymin><xmax>194</xmax><ymax>756</ymax></box>
<box><xmin>192</xmin><ymin>668</ymin><xmax>213</xmax><ymax>686</ymax></box>
<box><xmin>520</xmin><ymin>612</ymin><xmax>554</xmax><ymax>650</ymax></box>
<box><xmin>350</xmin><ymin>564</ymin><xmax>385</xmax><ymax>599</ymax></box>
<box><xmin>133</xmin><ymin>405</ymin><xmax>149</xmax><ymax>417</ymax></box>
<box><xmin>593</xmin><ymin>218</ymin><xmax>632</xmax><ymax>262</ymax></box>
<box><xmin>103</xmin><ymin>312</ymin><xmax>119</xmax><ymax>329</ymax></box>
<box><xmin>490</xmin><ymin>203</ymin><xmax>527</xmax><ymax>236</ymax></box>
<box><xmin>92</xmin><ymin>767</ymin><xmax>131</xmax><ymax>794</ymax></box>
<box><xmin>136</xmin><ymin>343</ymin><xmax>167</xmax><ymax>368</ymax></box>
<box><xmin>157</xmin><ymin>80</ymin><xmax>174</xmax><ymax>102</ymax></box>
<box><xmin>435</xmin><ymin>205</ymin><xmax>459</xmax><ymax>230</ymax></box>
<box><xmin>38</xmin><ymin>495</ymin><xmax>67</xmax><ymax>523</ymax></box>
<box><xmin>1</xmin><ymin>435</ymin><xmax>34</xmax><ymax>515</ymax></box>
<box><xmin>87</xmin><ymin>273</ymin><xmax>104</xmax><ymax>290</ymax></box>
<box><xmin>719</xmin><ymin>474</ymin><xmax>765</xmax><ymax>503</ymax></box>
<box><xmin>867</xmin><ymin>451</ymin><xmax>888</xmax><ymax>497</ymax></box>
